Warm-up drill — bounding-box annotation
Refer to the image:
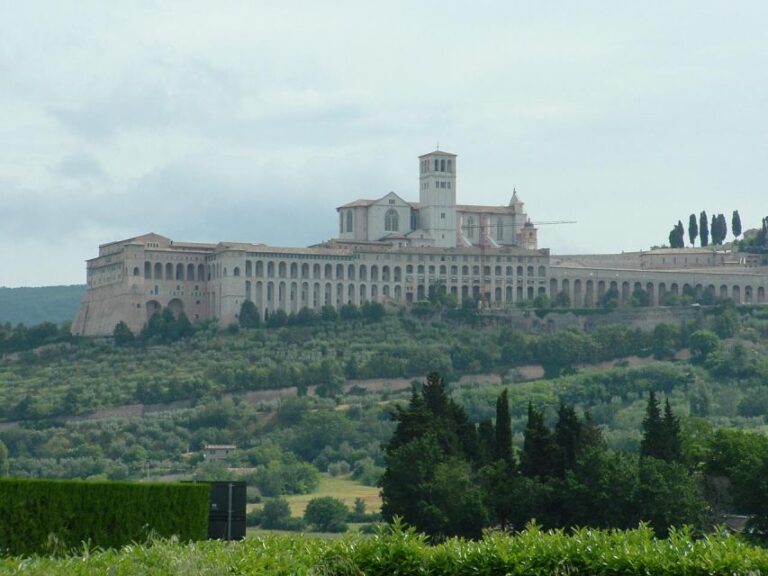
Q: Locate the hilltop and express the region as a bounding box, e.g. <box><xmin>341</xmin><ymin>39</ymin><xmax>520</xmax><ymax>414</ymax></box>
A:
<box><xmin>0</xmin><ymin>285</ymin><xmax>84</xmax><ymax>325</ymax></box>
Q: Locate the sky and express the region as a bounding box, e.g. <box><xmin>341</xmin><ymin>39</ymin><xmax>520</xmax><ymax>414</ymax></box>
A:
<box><xmin>1</xmin><ymin>1</ymin><xmax>767</xmax><ymax>287</ymax></box>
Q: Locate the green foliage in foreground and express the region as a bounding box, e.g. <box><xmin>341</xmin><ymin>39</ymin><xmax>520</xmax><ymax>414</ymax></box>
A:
<box><xmin>0</xmin><ymin>479</ymin><xmax>209</xmax><ymax>556</ymax></box>
<box><xmin>3</xmin><ymin>523</ymin><xmax>768</xmax><ymax>575</ymax></box>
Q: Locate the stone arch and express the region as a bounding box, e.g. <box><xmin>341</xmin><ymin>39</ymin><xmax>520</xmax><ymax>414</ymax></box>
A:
<box><xmin>720</xmin><ymin>284</ymin><xmax>728</xmax><ymax>298</ymax></box>
<box><xmin>245</xmin><ymin>280</ymin><xmax>252</xmax><ymax>301</ymax></box>
<box><xmin>144</xmin><ymin>262</ymin><xmax>152</xmax><ymax>278</ymax></box>
<box><xmin>657</xmin><ymin>282</ymin><xmax>667</xmax><ymax>302</ymax></box>
<box><xmin>278</xmin><ymin>262</ymin><xmax>287</xmax><ymax>278</ymax></box>
<box><xmin>290</xmin><ymin>262</ymin><xmax>298</xmax><ymax>279</ymax></box>
<box><xmin>597</xmin><ymin>280</ymin><xmax>606</xmax><ymax>301</ymax></box>
<box><xmin>187</xmin><ymin>263</ymin><xmax>195</xmax><ymax>280</ymax></box>
<box><xmin>165</xmin><ymin>263</ymin><xmax>173</xmax><ymax>280</ymax></box>
<box><xmin>133</xmin><ymin>266</ymin><xmax>140</xmax><ymax>277</ymax></box>
<box><xmin>621</xmin><ymin>281</ymin><xmax>630</xmax><ymax>303</ymax></box>
<box><xmin>394</xmin><ymin>285</ymin><xmax>402</xmax><ymax>300</ymax></box>
<box><xmin>255</xmin><ymin>261</ymin><xmax>264</xmax><ymax>276</ymax></box>
<box><xmin>549</xmin><ymin>278</ymin><xmax>558</xmax><ymax>295</ymax></box>
<box><xmin>146</xmin><ymin>299</ymin><xmax>161</xmax><ymax>320</ymax></box>
<box><xmin>348</xmin><ymin>264</ymin><xmax>355</xmax><ymax>281</ymax></box>
<box><xmin>301</xmin><ymin>263</ymin><xmax>309</xmax><ymax>279</ymax></box>
<box><xmin>745</xmin><ymin>285</ymin><xmax>753</xmax><ymax>304</ymax></box>
<box><xmin>347</xmin><ymin>283</ymin><xmax>355</xmax><ymax>304</ymax></box>
<box><xmin>371</xmin><ymin>284</ymin><xmax>378</xmax><ymax>300</ymax></box>
<box><xmin>585</xmin><ymin>280</ymin><xmax>594</xmax><ymax>307</ymax></box>
<box><xmin>301</xmin><ymin>281</ymin><xmax>309</xmax><ymax>306</ymax></box>
<box><xmin>267</xmin><ymin>281</ymin><xmax>275</xmax><ymax>304</ymax></box>
<box><xmin>359</xmin><ymin>283</ymin><xmax>367</xmax><ymax>302</ymax></box>
<box><xmin>646</xmin><ymin>282</ymin><xmax>655</xmax><ymax>305</ymax></box>
<box><xmin>573</xmin><ymin>279</ymin><xmax>582</xmax><ymax>306</ymax></box>
<box><xmin>198</xmin><ymin>264</ymin><xmax>205</xmax><ymax>281</ymax></box>
<box><xmin>538</xmin><ymin>265</ymin><xmax>546</xmax><ymax>277</ymax></box>
<box><xmin>732</xmin><ymin>285</ymin><xmax>741</xmax><ymax>303</ymax></box>
<box><xmin>168</xmin><ymin>298</ymin><xmax>184</xmax><ymax>317</ymax></box>
<box><xmin>494</xmin><ymin>286</ymin><xmax>502</xmax><ymax>303</ymax></box>
<box><xmin>394</xmin><ymin>266</ymin><xmax>402</xmax><ymax>282</ymax></box>
<box><xmin>382</xmin><ymin>266</ymin><xmax>391</xmax><ymax>282</ymax></box>
<box><xmin>174</xmin><ymin>263</ymin><xmax>183</xmax><ymax>281</ymax></box>
<box><xmin>670</xmin><ymin>283</ymin><xmax>679</xmax><ymax>296</ymax></box>
<box><xmin>462</xmin><ymin>285</ymin><xmax>470</xmax><ymax>299</ymax></box>
<box><xmin>336</xmin><ymin>264</ymin><xmax>344</xmax><ymax>279</ymax></box>
<box><xmin>278</xmin><ymin>281</ymin><xmax>287</xmax><ymax>307</ymax></box>
<box><xmin>336</xmin><ymin>282</ymin><xmax>344</xmax><ymax>305</ymax></box>
<box><xmin>506</xmin><ymin>286</ymin><xmax>513</xmax><ymax>302</ymax></box>
<box><xmin>290</xmin><ymin>282</ymin><xmax>298</xmax><ymax>311</ymax></box>
<box><xmin>256</xmin><ymin>281</ymin><xmax>263</xmax><ymax>306</ymax></box>
<box><xmin>371</xmin><ymin>265</ymin><xmax>379</xmax><ymax>281</ymax></box>
<box><xmin>267</xmin><ymin>261</ymin><xmax>275</xmax><ymax>278</ymax></box>
<box><xmin>313</xmin><ymin>263</ymin><xmax>321</xmax><ymax>279</ymax></box>
<box><xmin>380</xmin><ymin>284</ymin><xmax>387</xmax><ymax>298</ymax></box>
<box><xmin>233</xmin><ymin>266</ymin><xmax>241</xmax><ymax>277</ymax></box>
<box><xmin>324</xmin><ymin>282</ymin><xmax>332</xmax><ymax>306</ymax></box>
<box><xmin>324</xmin><ymin>264</ymin><xmax>333</xmax><ymax>279</ymax></box>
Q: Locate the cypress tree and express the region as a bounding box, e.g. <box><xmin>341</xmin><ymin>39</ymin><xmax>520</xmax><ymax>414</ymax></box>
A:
<box><xmin>640</xmin><ymin>391</ymin><xmax>665</xmax><ymax>460</ymax></box>
<box><xmin>494</xmin><ymin>389</ymin><xmax>513</xmax><ymax>465</ymax></box>
<box><xmin>521</xmin><ymin>403</ymin><xmax>560</xmax><ymax>478</ymax></box>
<box><xmin>732</xmin><ymin>210</ymin><xmax>742</xmax><ymax>238</ymax></box>
<box><xmin>718</xmin><ymin>214</ymin><xmax>728</xmax><ymax>244</ymax></box>
<box><xmin>477</xmin><ymin>419</ymin><xmax>496</xmax><ymax>466</ymax></box>
<box><xmin>711</xmin><ymin>214</ymin><xmax>719</xmax><ymax>245</ymax></box>
<box><xmin>555</xmin><ymin>404</ymin><xmax>582</xmax><ymax>475</ymax></box>
<box><xmin>700</xmin><ymin>211</ymin><xmax>709</xmax><ymax>246</ymax></box>
<box><xmin>662</xmin><ymin>399</ymin><xmax>682</xmax><ymax>462</ymax></box>
<box><xmin>688</xmin><ymin>214</ymin><xmax>698</xmax><ymax>246</ymax></box>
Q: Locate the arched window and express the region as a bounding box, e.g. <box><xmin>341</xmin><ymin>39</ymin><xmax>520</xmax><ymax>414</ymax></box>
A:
<box><xmin>496</xmin><ymin>219</ymin><xmax>504</xmax><ymax>241</ymax></box>
<box><xmin>346</xmin><ymin>211</ymin><xmax>353</xmax><ymax>232</ymax></box>
<box><xmin>133</xmin><ymin>267</ymin><xmax>140</xmax><ymax>276</ymax></box>
<box><xmin>440</xmin><ymin>159</ymin><xmax>445</xmax><ymax>172</ymax></box>
<box><xmin>385</xmin><ymin>209</ymin><xmax>399</xmax><ymax>232</ymax></box>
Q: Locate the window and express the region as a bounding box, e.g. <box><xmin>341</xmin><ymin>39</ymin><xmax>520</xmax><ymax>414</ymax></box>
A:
<box><xmin>440</xmin><ymin>159</ymin><xmax>445</xmax><ymax>172</ymax></box>
<box><xmin>496</xmin><ymin>218</ymin><xmax>504</xmax><ymax>241</ymax></box>
<box><xmin>440</xmin><ymin>181</ymin><xmax>446</xmax><ymax>189</ymax></box>
<box><xmin>441</xmin><ymin>212</ymin><xmax>445</xmax><ymax>219</ymax></box>
<box><xmin>339</xmin><ymin>212</ymin><xmax>344</xmax><ymax>234</ymax></box>
<box><xmin>447</xmin><ymin>182</ymin><xmax>451</xmax><ymax>189</ymax></box>
<box><xmin>346</xmin><ymin>211</ymin><xmax>353</xmax><ymax>232</ymax></box>
<box><xmin>447</xmin><ymin>159</ymin><xmax>452</xmax><ymax>172</ymax></box>
<box><xmin>389</xmin><ymin>199</ymin><xmax>395</xmax><ymax>204</ymax></box>
<box><xmin>434</xmin><ymin>159</ymin><xmax>439</xmax><ymax>171</ymax></box>
<box><xmin>385</xmin><ymin>209</ymin><xmax>399</xmax><ymax>232</ymax></box>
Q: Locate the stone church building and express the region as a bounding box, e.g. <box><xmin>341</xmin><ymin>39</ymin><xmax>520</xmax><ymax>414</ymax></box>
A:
<box><xmin>73</xmin><ymin>150</ymin><xmax>768</xmax><ymax>336</ymax></box>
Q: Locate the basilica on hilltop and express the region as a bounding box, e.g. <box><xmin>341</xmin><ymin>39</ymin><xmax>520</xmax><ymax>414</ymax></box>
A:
<box><xmin>73</xmin><ymin>149</ymin><xmax>768</xmax><ymax>336</ymax></box>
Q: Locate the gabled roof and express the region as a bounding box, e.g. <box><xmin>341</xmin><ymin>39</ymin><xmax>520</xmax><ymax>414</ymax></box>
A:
<box><xmin>337</xmin><ymin>191</ymin><xmax>413</xmax><ymax>209</ymax></box>
<box><xmin>418</xmin><ymin>150</ymin><xmax>457</xmax><ymax>158</ymax></box>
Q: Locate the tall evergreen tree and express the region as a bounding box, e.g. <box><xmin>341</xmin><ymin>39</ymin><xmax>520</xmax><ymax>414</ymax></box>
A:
<box><xmin>555</xmin><ymin>404</ymin><xmax>582</xmax><ymax>475</ymax></box>
<box><xmin>662</xmin><ymin>399</ymin><xmax>682</xmax><ymax>462</ymax></box>
<box><xmin>711</xmin><ymin>214</ymin><xmax>719</xmax><ymax>245</ymax></box>
<box><xmin>477</xmin><ymin>419</ymin><xmax>496</xmax><ymax>466</ymax></box>
<box><xmin>732</xmin><ymin>210</ymin><xmax>742</xmax><ymax>238</ymax></box>
<box><xmin>640</xmin><ymin>391</ymin><xmax>665</xmax><ymax>460</ymax></box>
<box><xmin>717</xmin><ymin>213</ymin><xmax>728</xmax><ymax>244</ymax></box>
<box><xmin>699</xmin><ymin>211</ymin><xmax>709</xmax><ymax>246</ymax></box>
<box><xmin>521</xmin><ymin>403</ymin><xmax>560</xmax><ymax>478</ymax></box>
<box><xmin>494</xmin><ymin>389</ymin><xmax>513</xmax><ymax>464</ymax></box>
<box><xmin>688</xmin><ymin>214</ymin><xmax>698</xmax><ymax>246</ymax></box>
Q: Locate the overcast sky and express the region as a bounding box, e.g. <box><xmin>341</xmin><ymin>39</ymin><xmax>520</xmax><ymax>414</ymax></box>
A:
<box><xmin>2</xmin><ymin>1</ymin><xmax>767</xmax><ymax>287</ymax></box>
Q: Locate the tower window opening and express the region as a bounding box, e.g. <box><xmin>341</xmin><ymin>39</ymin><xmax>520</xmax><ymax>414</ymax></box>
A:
<box><xmin>385</xmin><ymin>209</ymin><xmax>399</xmax><ymax>232</ymax></box>
<box><xmin>434</xmin><ymin>159</ymin><xmax>439</xmax><ymax>171</ymax></box>
<box><xmin>447</xmin><ymin>159</ymin><xmax>452</xmax><ymax>172</ymax></box>
<box><xmin>440</xmin><ymin>159</ymin><xmax>445</xmax><ymax>172</ymax></box>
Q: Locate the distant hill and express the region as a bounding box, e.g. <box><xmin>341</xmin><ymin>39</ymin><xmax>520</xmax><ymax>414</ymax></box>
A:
<box><xmin>0</xmin><ymin>285</ymin><xmax>85</xmax><ymax>325</ymax></box>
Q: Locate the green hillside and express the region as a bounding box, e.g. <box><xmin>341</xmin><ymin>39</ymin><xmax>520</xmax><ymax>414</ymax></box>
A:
<box><xmin>0</xmin><ymin>285</ymin><xmax>85</xmax><ymax>325</ymax></box>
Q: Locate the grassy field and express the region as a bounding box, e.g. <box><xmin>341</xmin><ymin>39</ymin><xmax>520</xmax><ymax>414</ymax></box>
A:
<box><xmin>250</xmin><ymin>473</ymin><xmax>381</xmax><ymax>517</ymax></box>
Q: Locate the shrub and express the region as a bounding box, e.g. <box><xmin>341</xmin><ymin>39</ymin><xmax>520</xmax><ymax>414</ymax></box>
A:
<box><xmin>304</xmin><ymin>496</ymin><xmax>348</xmax><ymax>533</ymax></box>
<box><xmin>0</xmin><ymin>478</ymin><xmax>209</xmax><ymax>556</ymax></box>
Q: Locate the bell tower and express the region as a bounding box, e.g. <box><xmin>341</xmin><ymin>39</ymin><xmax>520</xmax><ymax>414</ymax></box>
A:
<box><xmin>418</xmin><ymin>150</ymin><xmax>457</xmax><ymax>248</ymax></box>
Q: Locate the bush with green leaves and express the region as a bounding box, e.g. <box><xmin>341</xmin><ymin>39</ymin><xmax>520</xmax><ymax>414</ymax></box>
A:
<box><xmin>303</xmin><ymin>496</ymin><xmax>349</xmax><ymax>532</ymax></box>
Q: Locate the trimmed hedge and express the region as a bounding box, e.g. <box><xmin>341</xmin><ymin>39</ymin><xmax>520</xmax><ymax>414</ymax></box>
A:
<box><xmin>0</xmin><ymin>478</ymin><xmax>209</xmax><ymax>556</ymax></box>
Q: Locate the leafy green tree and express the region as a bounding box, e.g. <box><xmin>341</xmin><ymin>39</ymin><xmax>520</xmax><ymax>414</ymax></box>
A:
<box><xmin>637</xmin><ymin>457</ymin><xmax>708</xmax><ymax>537</ymax></box>
<box><xmin>266</xmin><ymin>309</ymin><xmax>288</xmax><ymax>328</ymax></box>
<box><xmin>238</xmin><ymin>300</ymin><xmax>261</xmax><ymax>328</ymax></box>
<box><xmin>339</xmin><ymin>303</ymin><xmax>360</xmax><ymax>320</ymax></box>
<box><xmin>599</xmin><ymin>286</ymin><xmax>620</xmax><ymax>308</ymax></box>
<box><xmin>303</xmin><ymin>496</ymin><xmax>348</xmax><ymax>532</ymax></box>
<box><xmin>689</xmin><ymin>329</ymin><xmax>720</xmax><ymax>362</ymax></box>
<box><xmin>494</xmin><ymin>389</ymin><xmax>513</xmax><ymax>465</ymax></box>
<box><xmin>260</xmin><ymin>497</ymin><xmax>293</xmax><ymax>529</ymax></box>
<box><xmin>320</xmin><ymin>305</ymin><xmax>338</xmax><ymax>322</ymax></box>
<box><xmin>113</xmin><ymin>321</ymin><xmax>134</xmax><ymax>346</ymax></box>
<box><xmin>700</xmin><ymin>211</ymin><xmax>709</xmax><ymax>246</ymax></box>
<box><xmin>521</xmin><ymin>403</ymin><xmax>560</xmax><ymax>479</ymax></box>
<box><xmin>630</xmin><ymin>287</ymin><xmax>650</xmax><ymax>307</ymax></box>
<box><xmin>553</xmin><ymin>290</ymin><xmax>571</xmax><ymax>307</ymax></box>
<box><xmin>477</xmin><ymin>419</ymin><xmax>495</xmax><ymax>466</ymax></box>
<box><xmin>732</xmin><ymin>210</ymin><xmax>742</xmax><ymax>238</ymax></box>
<box><xmin>688</xmin><ymin>213</ymin><xmax>698</xmax><ymax>246</ymax></box>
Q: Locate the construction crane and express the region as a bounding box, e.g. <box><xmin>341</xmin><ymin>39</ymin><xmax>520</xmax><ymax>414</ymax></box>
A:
<box><xmin>475</xmin><ymin>219</ymin><xmax>577</xmax><ymax>307</ymax></box>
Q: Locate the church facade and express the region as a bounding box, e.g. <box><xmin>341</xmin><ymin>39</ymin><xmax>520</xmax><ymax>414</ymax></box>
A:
<box><xmin>73</xmin><ymin>150</ymin><xmax>768</xmax><ymax>336</ymax></box>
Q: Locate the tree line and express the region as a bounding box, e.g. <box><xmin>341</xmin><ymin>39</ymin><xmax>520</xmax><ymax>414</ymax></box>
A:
<box><xmin>668</xmin><ymin>210</ymin><xmax>741</xmax><ymax>248</ymax></box>
<box><xmin>381</xmin><ymin>371</ymin><xmax>768</xmax><ymax>542</ymax></box>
